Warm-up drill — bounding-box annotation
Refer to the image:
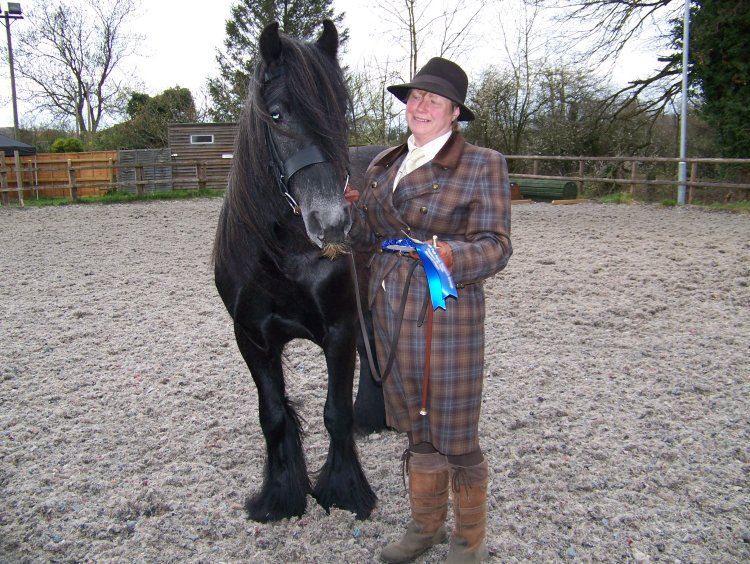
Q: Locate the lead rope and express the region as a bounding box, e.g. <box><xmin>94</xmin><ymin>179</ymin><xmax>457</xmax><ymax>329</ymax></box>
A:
<box><xmin>379</xmin><ymin>260</ymin><xmax>420</xmax><ymax>383</ymax></box>
<box><xmin>349</xmin><ymin>251</ymin><xmax>379</xmax><ymax>385</ymax></box>
<box><xmin>349</xmin><ymin>250</ymin><xmax>420</xmax><ymax>385</ymax></box>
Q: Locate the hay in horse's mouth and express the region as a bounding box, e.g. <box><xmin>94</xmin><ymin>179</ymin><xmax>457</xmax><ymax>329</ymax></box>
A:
<box><xmin>321</xmin><ymin>242</ymin><xmax>350</xmax><ymax>259</ymax></box>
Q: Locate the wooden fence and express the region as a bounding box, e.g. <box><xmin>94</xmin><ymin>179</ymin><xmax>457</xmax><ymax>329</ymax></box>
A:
<box><xmin>0</xmin><ymin>150</ymin><xmax>231</xmax><ymax>205</ymax></box>
<box><xmin>1</xmin><ymin>151</ymin><xmax>748</xmax><ymax>206</ymax></box>
<box><xmin>505</xmin><ymin>155</ymin><xmax>750</xmax><ymax>203</ymax></box>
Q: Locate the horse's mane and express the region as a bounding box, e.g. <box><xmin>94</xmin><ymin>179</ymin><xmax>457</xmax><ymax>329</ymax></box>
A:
<box><xmin>214</xmin><ymin>28</ymin><xmax>351</xmax><ymax>266</ymax></box>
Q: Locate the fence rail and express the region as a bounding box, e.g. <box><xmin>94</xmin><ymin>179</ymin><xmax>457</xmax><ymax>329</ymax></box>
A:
<box><xmin>1</xmin><ymin>151</ymin><xmax>748</xmax><ymax>206</ymax></box>
<box><xmin>505</xmin><ymin>155</ymin><xmax>749</xmax><ymax>203</ymax></box>
<box><xmin>0</xmin><ymin>151</ymin><xmax>231</xmax><ymax>205</ymax></box>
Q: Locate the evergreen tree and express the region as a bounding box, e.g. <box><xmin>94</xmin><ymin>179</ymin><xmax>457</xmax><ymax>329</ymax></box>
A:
<box><xmin>690</xmin><ymin>0</ymin><xmax>750</xmax><ymax>158</ymax></box>
<box><xmin>207</xmin><ymin>1</ymin><xmax>348</xmax><ymax>122</ymax></box>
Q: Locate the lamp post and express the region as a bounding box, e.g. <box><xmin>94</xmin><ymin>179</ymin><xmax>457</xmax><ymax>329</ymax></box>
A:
<box><xmin>677</xmin><ymin>0</ymin><xmax>691</xmax><ymax>205</ymax></box>
<box><xmin>2</xmin><ymin>2</ymin><xmax>22</xmax><ymax>140</ymax></box>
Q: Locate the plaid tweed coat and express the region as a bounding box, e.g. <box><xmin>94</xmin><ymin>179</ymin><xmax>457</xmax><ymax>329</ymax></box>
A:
<box><xmin>350</xmin><ymin>132</ymin><xmax>512</xmax><ymax>455</ymax></box>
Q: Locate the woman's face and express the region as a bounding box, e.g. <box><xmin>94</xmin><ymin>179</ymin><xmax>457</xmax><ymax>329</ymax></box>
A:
<box><xmin>405</xmin><ymin>89</ymin><xmax>460</xmax><ymax>146</ymax></box>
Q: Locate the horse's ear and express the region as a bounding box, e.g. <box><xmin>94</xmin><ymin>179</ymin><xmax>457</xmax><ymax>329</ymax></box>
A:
<box><xmin>260</xmin><ymin>21</ymin><xmax>283</xmax><ymax>64</ymax></box>
<box><xmin>316</xmin><ymin>19</ymin><xmax>338</xmax><ymax>58</ymax></box>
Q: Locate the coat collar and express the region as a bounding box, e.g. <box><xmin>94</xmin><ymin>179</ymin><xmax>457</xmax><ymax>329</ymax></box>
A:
<box><xmin>373</xmin><ymin>131</ymin><xmax>466</xmax><ymax>170</ymax></box>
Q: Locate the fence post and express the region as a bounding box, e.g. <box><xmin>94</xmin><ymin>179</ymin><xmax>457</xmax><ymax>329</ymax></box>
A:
<box><xmin>532</xmin><ymin>158</ymin><xmax>539</xmax><ymax>176</ymax></box>
<box><xmin>67</xmin><ymin>159</ymin><xmax>78</xmax><ymax>201</ymax></box>
<box><xmin>0</xmin><ymin>154</ymin><xmax>8</xmax><ymax>206</ymax></box>
<box><xmin>689</xmin><ymin>161</ymin><xmax>698</xmax><ymax>204</ymax></box>
<box><xmin>14</xmin><ymin>150</ymin><xmax>24</xmax><ymax>207</ymax></box>
<box><xmin>27</xmin><ymin>160</ymin><xmax>38</xmax><ymax>199</ymax></box>
<box><xmin>578</xmin><ymin>160</ymin><xmax>585</xmax><ymax>196</ymax></box>
<box><xmin>108</xmin><ymin>158</ymin><xmax>115</xmax><ymax>194</ymax></box>
<box><xmin>135</xmin><ymin>165</ymin><xmax>145</xmax><ymax>196</ymax></box>
<box><xmin>630</xmin><ymin>161</ymin><xmax>638</xmax><ymax>197</ymax></box>
<box><xmin>197</xmin><ymin>162</ymin><xmax>207</xmax><ymax>190</ymax></box>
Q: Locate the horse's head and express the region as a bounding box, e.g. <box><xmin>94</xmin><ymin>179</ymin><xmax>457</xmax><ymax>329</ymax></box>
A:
<box><xmin>256</xmin><ymin>20</ymin><xmax>352</xmax><ymax>254</ymax></box>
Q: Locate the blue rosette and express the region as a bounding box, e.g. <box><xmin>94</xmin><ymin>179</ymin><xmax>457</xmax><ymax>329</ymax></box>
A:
<box><xmin>382</xmin><ymin>238</ymin><xmax>458</xmax><ymax>310</ymax></box>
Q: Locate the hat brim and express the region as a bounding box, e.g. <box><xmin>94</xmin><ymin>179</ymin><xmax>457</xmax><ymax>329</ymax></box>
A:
<box><xmin>388</xmin><ymin>82</ymin><xmax>475</xmax><ymax>122</ymax></box>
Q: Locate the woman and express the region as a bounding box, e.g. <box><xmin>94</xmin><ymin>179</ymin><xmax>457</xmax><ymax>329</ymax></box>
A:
<box><xmin>350</xmin><ymin>57</ymin><xmax>512</xmax><ymax>563</ymax></box>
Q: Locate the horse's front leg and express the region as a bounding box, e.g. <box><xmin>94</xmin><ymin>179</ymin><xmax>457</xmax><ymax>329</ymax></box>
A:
<box><xmin>351</xmin><ymin>249</ymin><xmax>387</xmax><ymax>434</ymax></box>
<box><xmin>313</xmin><ymin>324</ymin><xmax>377</xmax><ymax>519</ymax></box>
<box><xmin>353</xmin><ymin>306</ymin><xmax>387</xmax><ymax>434</ymax></box>
<box><xmin>234</xmin><ymin>322</ymin><xmax>311</xmax><ymax>522</ymax></box>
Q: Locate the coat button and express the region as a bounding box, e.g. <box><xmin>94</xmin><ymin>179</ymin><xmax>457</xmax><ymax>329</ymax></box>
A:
<box><xmin>404</xmin><ymin>226</ymin><xmax>411</xmax><ymax>233</ymax></box>
<box><xmin>375</xmin><ymin>231</ymin><xmax>382</xmax><ymax>238</ymax></box>
<box><xmin>419</xmin><ymin>206</ymin><xmax>428</xmax><ymax>214</ymax></box>
<box><xmin>371</xmin><ymin>181</ymin><xmax>378</xmax><ymax>188</ymax></box>
<box><xmin>432</xmin><ymin>183</ymin><xmax>439</xmax><ymax>190</ymax></box>
<box><xmin>362</xmin><ymin>204</ymin><xmax>368</xmax><ymax>212</ymax></box>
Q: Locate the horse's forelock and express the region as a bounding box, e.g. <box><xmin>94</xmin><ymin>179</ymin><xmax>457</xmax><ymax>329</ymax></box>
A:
<box><xmin>281</xmin><ymin>38</ymin><xmax>350</xmax><ymax>176</ymax></box>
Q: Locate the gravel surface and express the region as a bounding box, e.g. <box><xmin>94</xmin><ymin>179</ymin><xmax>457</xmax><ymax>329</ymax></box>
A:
<box><xmin>1</xmin><ymin>199</ymin><xmax>748</xmax><ymax>563</ymax></box>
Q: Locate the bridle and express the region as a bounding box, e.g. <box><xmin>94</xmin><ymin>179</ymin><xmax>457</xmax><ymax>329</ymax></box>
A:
<box><xmin>263</xmin><ymin>122</ymin><xmax>332</xmax><ymax>216</ymax></box>
<box><xmin>261</xmin><ymin>67</ymin><xmax>349</xmax><ymax>215</ymax></box>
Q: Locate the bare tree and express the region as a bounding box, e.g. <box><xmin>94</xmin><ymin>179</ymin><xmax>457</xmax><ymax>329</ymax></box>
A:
<box><xmin>465</xmin><ymin>2</ymin><xmax>546</xmax><ymax>155</ymax></box>
<box><xmin>11</xmin><ymin>0</ymin><xmax>142</xmax><ymax>137</ymax></box>
<box><xmin>526</xmin><ymin>0</ymin><xmax>679</xmax><ymax>62</ymax></box>
<box><xmin>348</xmin><ymin>58</ymin><xmax>405</xmax><ymax>146</ymax></box>
<box><xmin>525</xmin><ymin>0</ymin><xmax>684</xmax><ymax>117</ymax></box>
<box><xmin>374</xmin><ymin>0</ymin><xmax>487</xmax><ymax>79</ymax></box>
<box><xmin>464</xmin><ymin>1</ymin><xmax>660</xmax><ymax>161</ymax></box>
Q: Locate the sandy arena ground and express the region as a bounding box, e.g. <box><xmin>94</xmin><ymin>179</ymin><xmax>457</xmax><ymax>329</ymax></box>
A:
<box><xmin>1</xmin><ymin>199</ymin><xmax>748</xmax><ymax>563</ymax></box>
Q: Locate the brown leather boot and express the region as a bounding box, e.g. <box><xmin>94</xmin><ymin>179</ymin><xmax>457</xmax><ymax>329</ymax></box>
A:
<box><xmin>380</xmin><ymin>451</ymin><xmax>449</xmax><ymax>564</ymax></box>
<box><xmin>447</xmin><ymin>459</ymin><xmax>490</xmax><ymax>563</ymax></box>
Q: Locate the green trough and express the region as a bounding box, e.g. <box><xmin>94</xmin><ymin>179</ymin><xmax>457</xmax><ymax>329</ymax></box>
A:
<box><xmin>510</xmin><ymin>178</ymin><xmax>578</xmax><ymax>200</ymax></box>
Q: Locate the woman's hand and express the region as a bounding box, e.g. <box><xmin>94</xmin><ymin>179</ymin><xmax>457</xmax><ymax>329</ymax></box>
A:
<box><xmin>344</xmin><ymin>185</ymin><xmax>360</xmax><ymax>204</ymax></box>
<box><xmin>436</xmin><ymin>242</ymin><xmax>453</xmax><ymax>272</ymax></box>
<box><xmin>409</xmin><ymin>241</ymin><xmax>453</xmax><ymax>273</ymax></box>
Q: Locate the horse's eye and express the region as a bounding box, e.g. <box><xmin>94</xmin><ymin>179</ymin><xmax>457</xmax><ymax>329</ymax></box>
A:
<box><xmin>271</xmin><ymin>112</ymin><xmax>282</xmax><ymax>123</ymax></box>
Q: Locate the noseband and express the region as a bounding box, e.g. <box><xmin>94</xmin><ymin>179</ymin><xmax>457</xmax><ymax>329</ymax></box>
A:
<box><xmin>263</xmin><ymin>122</ymin><xmax>329</xmax><ymax>215</ymax></box>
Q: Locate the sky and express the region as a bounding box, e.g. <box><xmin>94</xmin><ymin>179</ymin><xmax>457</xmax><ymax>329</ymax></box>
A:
<box><xmin>0</xmin><ymin>0</ymin><xmax>664</xmax><ymax>129</ymax></box>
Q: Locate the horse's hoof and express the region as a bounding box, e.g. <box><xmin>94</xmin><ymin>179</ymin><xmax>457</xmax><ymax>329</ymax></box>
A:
<box><xmin>353</xmin><ymin>414</ymin><xmax>388</xmax><ymax>436</ymax></box>
<box><xmin>313</xmin><ymin>468</ymin><xmax>377</xmax><ymax>520</ymax></box>
<box><xmin>314</xmin><ymin>490</ymin><xmax>377</xmax><ymax>520</ymax></box>
<box><xmin>245</xmin><ymin>491</ymin><xmax>306</xmax><ymax>522</ymax></box>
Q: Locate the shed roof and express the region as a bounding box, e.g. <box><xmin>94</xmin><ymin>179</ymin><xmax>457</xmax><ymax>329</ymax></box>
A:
<box><xmin>0</xmin><ymin>134</ymin><xmax>36</xmax><ymax>157</ymax></box>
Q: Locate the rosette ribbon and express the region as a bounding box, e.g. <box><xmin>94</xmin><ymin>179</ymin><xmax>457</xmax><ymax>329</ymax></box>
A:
<box><xmin>382</xmin><ymin>238</ymin><xmax>458</xmax><ymax>310</ymax></box>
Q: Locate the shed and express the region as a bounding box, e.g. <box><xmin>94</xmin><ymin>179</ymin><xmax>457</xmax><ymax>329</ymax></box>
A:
<box><xmin>0</xmin><ymin>134</ymin><xmax>36</xmax><ymax>157</ymax></box>
<box><xmin>118</xmin><ymin>148</ymin><xmax>173</xmax><ymax>193</ymax></box>
<box><xmin>168</xmin><ymin>123</ymin><xmax>237</xmax><ymax>189</ymax></box>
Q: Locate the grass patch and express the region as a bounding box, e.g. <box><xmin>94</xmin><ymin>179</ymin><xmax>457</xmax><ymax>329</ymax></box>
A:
<box><xmin>694</xmin><ymin>200</ymin><xmax>750</xmax><ymax>213</ymax></box>
<box><xmin>8</xmin><ymin>189</ymin><xmax>225</xmax><ymax>208</ymax></box>
<box><xmin>598</xmin><ymin>192</ymin><xmax>634</xmax><ymax>204</ymax></box>
<box><xmin>595</xmin><ymin>192</ymin><xmax>749</xmax><ymax>212</ymax></box>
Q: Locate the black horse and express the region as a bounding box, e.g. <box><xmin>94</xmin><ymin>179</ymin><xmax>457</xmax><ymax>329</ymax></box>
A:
<box><xmin>213</xmin><ymin>20</ymin><xmax>384</xmax><ymax>522</ymax></box>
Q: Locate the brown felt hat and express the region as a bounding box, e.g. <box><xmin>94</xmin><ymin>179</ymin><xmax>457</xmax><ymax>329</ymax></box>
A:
<box><xmin>387</xmin><ymin>57</ymin><xmax>475</xmax><ymax>121</ymax></box>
